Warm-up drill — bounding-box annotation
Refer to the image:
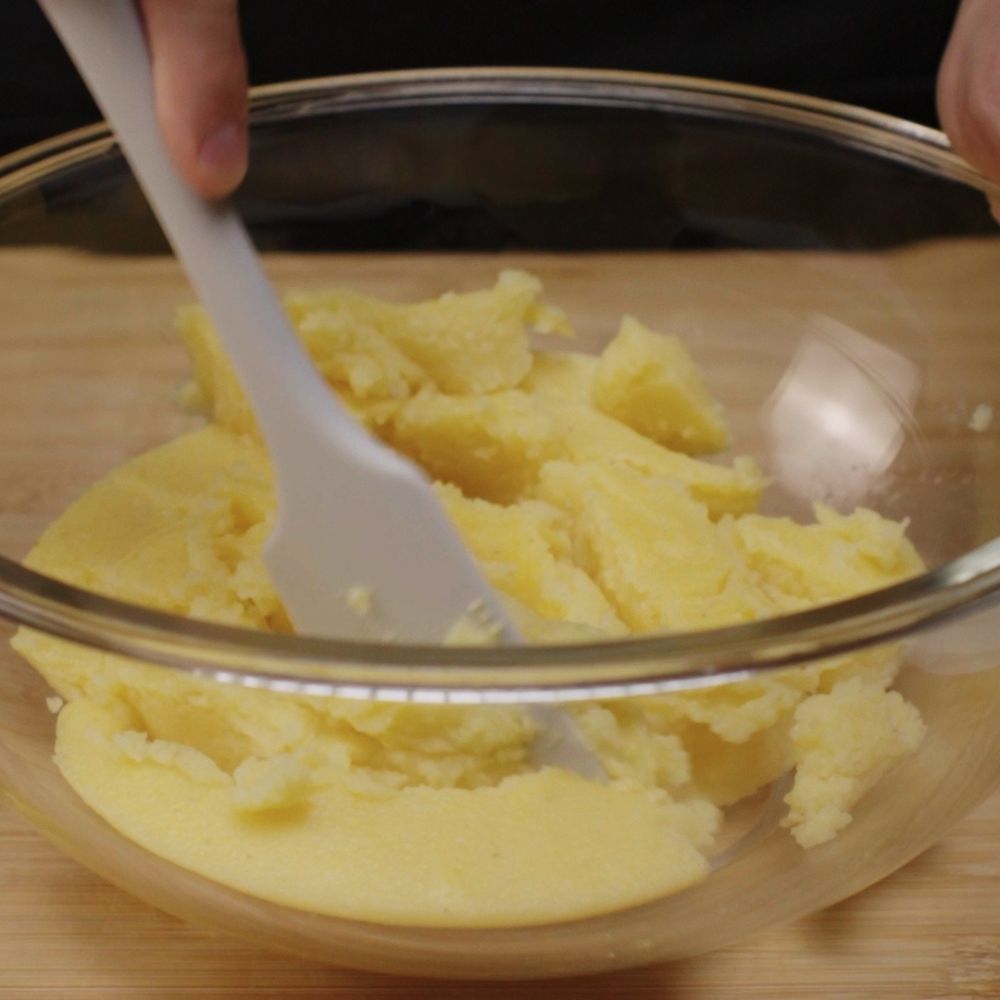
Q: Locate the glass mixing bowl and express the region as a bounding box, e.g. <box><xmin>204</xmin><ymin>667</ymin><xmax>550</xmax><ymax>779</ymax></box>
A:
<box><xmin>1</xmin><ymin>69</ymin><xmax>999</xmax><ymax>979</ymax></box>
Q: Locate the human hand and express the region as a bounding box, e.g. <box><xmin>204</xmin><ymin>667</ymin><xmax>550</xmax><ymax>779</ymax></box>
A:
<box><xmin>139</xmin><ymin>0</ymin><xmax>248</xmax><ymax>199</ymax></box>
<box><xmin>937</xmin><ymin>0</ymin><xmax>1000</xmax><ymax>219</ymax></box>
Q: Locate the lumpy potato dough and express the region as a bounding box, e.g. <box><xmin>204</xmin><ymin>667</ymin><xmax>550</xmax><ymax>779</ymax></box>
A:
<box><xmin>14</xmin><ymin>271</ymin><xmax>925</xmax><ymax>927</ymax></box>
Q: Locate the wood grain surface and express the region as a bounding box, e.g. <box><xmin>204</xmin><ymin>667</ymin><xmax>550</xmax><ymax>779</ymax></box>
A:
<box><xmin>1</xmin><ymin>245</ymin><xmax>999</xmax><ymax>997</ymax></box>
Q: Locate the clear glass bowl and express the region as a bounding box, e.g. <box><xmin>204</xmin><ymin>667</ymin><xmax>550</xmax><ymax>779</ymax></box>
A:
<box><xmin>1</xmin><ymin>68</ymin><xmax>999</xmax><ymax>979</ymax></box>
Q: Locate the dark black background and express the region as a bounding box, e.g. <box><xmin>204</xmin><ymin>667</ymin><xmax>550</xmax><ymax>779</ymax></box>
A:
<box><xmin>1</xmin><ymin>0</ymin><xmax>961</xmax><ymax>157</ymax></box>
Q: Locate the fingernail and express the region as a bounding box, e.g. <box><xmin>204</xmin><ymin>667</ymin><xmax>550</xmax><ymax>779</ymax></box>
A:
<box><xmin>197</xmin><ymin>121</ymin><xmax>247</xmax><ymax>194</ymax></box>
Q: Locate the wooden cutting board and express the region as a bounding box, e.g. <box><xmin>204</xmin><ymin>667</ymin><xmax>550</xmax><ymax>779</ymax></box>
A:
<box><xmin>1</xmin><ymin>245</ymin><xmax>999</xmax><ymax>997</ymax></box>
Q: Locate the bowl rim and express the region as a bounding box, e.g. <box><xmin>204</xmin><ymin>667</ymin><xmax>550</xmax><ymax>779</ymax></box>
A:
<box><xmin>2</xmin><ymin>65</ymin><xmax>999</xmax><ymax>701</ymax></box>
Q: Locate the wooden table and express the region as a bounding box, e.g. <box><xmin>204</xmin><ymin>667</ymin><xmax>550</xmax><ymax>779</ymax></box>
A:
<box><xmin>0</xmin><ymin>791</ymin><xmax>998</xmax><ymax>998</ymax></box>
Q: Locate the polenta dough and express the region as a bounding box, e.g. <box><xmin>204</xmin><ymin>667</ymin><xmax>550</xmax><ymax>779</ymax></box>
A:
<box><xmin>14</xmin><ymin>270</ymin><xmax>925</xmax><ymax>927</ymax></box>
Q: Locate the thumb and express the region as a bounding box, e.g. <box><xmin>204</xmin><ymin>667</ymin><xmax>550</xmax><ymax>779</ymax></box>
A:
<box><xmin>138</xmin><ymin>0</ymin><xmax>248</xmax><ymax>199</ymax></box>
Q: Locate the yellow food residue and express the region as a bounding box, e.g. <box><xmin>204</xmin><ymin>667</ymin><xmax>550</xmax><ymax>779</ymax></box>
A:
<box><xmin>13</xmin><ymin>270</ymin><xmax>925</xmax><ymax>928</ymax></box>
<box><xmin>345</xmin><ymin>584</ymin><xmax>374</xmax><ymax>618</ymax></box>
<box><xmin>969</xmin><ymin>402</ymin><xmax>994</xmax><ymax>433</ymax></box>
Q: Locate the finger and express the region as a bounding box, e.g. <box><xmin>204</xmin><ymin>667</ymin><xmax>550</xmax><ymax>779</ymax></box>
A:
<box><xmin>937</xmin><ymin>0</ymin><xmax>1000</xmax><ymax>219</ymax></box>
<box><xmin>138</xmin><ymin>0</ymin><xmax>248</xmax><ymax>199</ymax></box>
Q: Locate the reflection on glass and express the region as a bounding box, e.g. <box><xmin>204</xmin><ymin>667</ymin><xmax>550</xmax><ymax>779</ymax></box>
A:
<box><xmin>764</xmin><ymin>314</ymin><xmax>922</xmax><ymax>509</ymax></box>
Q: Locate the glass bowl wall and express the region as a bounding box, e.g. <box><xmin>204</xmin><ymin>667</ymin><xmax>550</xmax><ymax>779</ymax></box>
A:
<box><xmin>0</xmin><ymin>70</ymin><xmax>998</xmax><ymax>977</ymax></box>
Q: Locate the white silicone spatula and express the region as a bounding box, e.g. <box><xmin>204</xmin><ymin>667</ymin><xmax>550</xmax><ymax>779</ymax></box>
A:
<box><xmin>40</xmin><ymin>0</ymin><xmax>604</xmax><ymax>780</ymax></box>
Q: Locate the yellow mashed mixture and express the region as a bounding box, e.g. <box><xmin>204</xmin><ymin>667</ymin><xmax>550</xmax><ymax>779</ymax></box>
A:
<box><xmin>14</xmin><ymin>270</ymin><xmax>926</xmax><ymax>927</ymax></box>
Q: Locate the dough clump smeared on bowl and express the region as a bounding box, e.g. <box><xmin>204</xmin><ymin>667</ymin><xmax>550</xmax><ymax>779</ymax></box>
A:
<box><xmin>14</xmin><ymin>270</ymin><xmax>925</xmax><ymax>927</ymax></box>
